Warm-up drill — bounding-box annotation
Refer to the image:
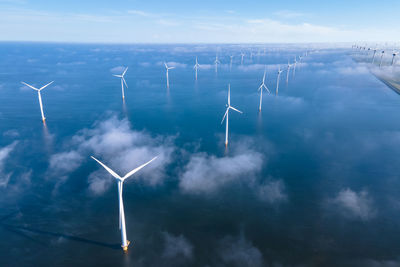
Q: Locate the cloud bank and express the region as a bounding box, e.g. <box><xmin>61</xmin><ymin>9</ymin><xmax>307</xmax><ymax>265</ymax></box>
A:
<box><xmin>47</xmin><ymin>115</ymin><xmax>175</xmax><ymax>195</ymax></box>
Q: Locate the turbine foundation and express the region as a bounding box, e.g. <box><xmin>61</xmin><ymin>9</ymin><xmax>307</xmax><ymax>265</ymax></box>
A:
<box><xmin>122</xmin><ymin>240</ymin><xmax>130</xmax><ymax>252</ymax></box>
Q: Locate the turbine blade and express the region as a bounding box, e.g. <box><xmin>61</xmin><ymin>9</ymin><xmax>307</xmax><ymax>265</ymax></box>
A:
<box><xmin>123</xmin><ymin>77</ymin><xmax>128</xmax><ymax>88</ymax></box>
<box><xmin>21</xmin><ymin>82</ymin><xmax>39</xmax><ymax>91</ymax></box>
<box><xmin>122</xmin><ymin>156</ymin><xmax>158</xmax><ymax>180</ymax></box>
<box><xmin>91</xmin><ymin>156</ymin><xmax>121</xmax><ymax>180</ymax></box>
<box><xmin>164</xmin><ymin>62</ymin><xmax>168</xmax><ymax>69</ymax></box>
<box><xmin>264</xmin><ymin>84</ymin><xmax>270</xmax><ymax>94</ymax></box>
<box><xmin>39</xmin><ymin>81</ymin><xmax>54</xmax><ymax>90</ymax></box>
<box><xmin>122</xmin><ymin>67</ymin><xmax>128</xmax><ymax>76</ymax></box>
<box><xmin>113</xmin><ymin>75</ymin><xmax>122</xmax><ymax>78</ymax></box>
<box><xmin>221</xmin><ymin>108</ymin><xmax>229</xmax><ymax>124</ymax></box>
<box><xmin>230</xmin><ymin>106</ymin><xmax>243</xmax><ymax>114</ymax></box>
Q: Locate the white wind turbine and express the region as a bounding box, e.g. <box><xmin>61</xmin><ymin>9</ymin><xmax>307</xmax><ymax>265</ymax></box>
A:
<box><xmin>276</xmin><ymin>66</ymin><xmax>283</xmax><ymax>95</ymax></box>
<box><xmin>241</xmin><ymin>52</ymin><xmax>245</xmax><ymax>65</ymax></box>
<box><xmin>113</xmin><ymin>67</ymin><xmax>128</xmax><ymax>100</ymax></box>
<box><xmin>379</xmin><ymin>50</ymin><xmax>385</xmax><ymax>67</ymax></box>
<box><xmin>371</xmin><ymin>48</ymin><xmax>377</xmax><ymax>64</ymax></box>
<box><xmin>391</xmin><ymin>52</ymin><xmax>398</xmax><ymax>66</ymax></box>
<box><xmin>221</xmin><ymin>84</ymin><xmax>242</xmax><ymax>146</ymax></box>
<box><xmin>230</xmin><ymin>55</ymin><xmax>234</xmax><ymax>69</ymax></box>
<box><xmin>164</xmin><ymin>62</ymin><xmax>175</xmax><ymax>88</ymax></box>
<box><xmin>21</xmin><ymin>81</ymin><xmax>53</xmax><ymax>122</ymax></box>
<box><xmin>286</xmin><ymin>61</ymin><xmax>291</xmax><ymax>84</ymax></box>
<box><xmin>214</xmin><ymin>55</ymin><xmax>221</xmax><ymax>73</ymax></box>
<box><xmin>258</xmin><ymin>66</ymin><xmax>270</xmax><ymax>112</ymax></box>
<box><xmin>194</xmin><ymin>56</ymin><xmax>200</xmax><ymax>80</ymax></box>
<box><xmin>91</xmin><ymin>156</ymin><xmax>158</xmax><ymax>252</ymax></box>
<box><xmin>293</xmin><ymin>56</ymin><xmax>297</xmax><ymax>76</ymax></box>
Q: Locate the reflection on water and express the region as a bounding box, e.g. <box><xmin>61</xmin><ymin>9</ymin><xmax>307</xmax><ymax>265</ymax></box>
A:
<box><xmin>1</xmin><ymin>43</ymin><xmax>400</xmax><ymax>266</ymax></box>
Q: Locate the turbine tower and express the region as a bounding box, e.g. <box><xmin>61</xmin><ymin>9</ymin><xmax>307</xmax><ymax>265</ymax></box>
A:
<box><xmin>241</xmin><ymin>52</ymin><xmax>245</xmax><ymax>65</ymax></box>
<box><xmin>276</xmin><ymin>66</ymin><xmax>283</xmax><ymax>95</ymax></box>
<box><xmin>221</xmin><ymin>84</ymin><xmax>242</xmax><ymax>146</ymax></box>
<box><xmin>372</xmin><ymin>49</ymin><xmax>377</xmax><ymax>64</ymax></box>
<box><xmin>214</xmin><ymin>55</ymin><xmax>221</xmax><ymax>73</ymax></box>
<box><xmin>21</xmin><ymin>81</ymin><xmax>53</xmax><ymax>122</ymax></box>
<box><xmin>164</xmin><ymin>62</ymin><xmax>175</xmax><ymax>88</ymax></box>
<box><xmin>391</xmin><ymin>52</ymin><xmax>398</xmax><ymax>66</ymax></box>
<box><xmin>113</xmin><ymin>67</ymin><xmax>128</xmax><ymax>100</ymax></box>
<box><xmin>258</xmin><ymin>66</ymin><xmax>270</xmax><ymax>112</ymax></box>
<box><xmin>286</xmin><ymin>61</ymin><xmax>291</xmax><ymax>84</ymax></box>
<box><xmin>379</xmin><ymin>50</ymin><xmax>385</xmax><ymax>68</ymax></box>
<box><xmin>293</xmin><ymin>56</ymin><xmax>297</xmax><ymax>76</ymax></box>
<box><xmin>230</xmin><ymin>55</ymin><xmax>234</xmax><ymax>70</ymax></box>
<box><xmin>194</xmin><ymin>57</ymin><xmax>200</xmax><ymax>80</ymax></box>
<box><xmin>91</xmin><ymin>156</ymin><xmax>158</xmax><ymax>252</ymax></box>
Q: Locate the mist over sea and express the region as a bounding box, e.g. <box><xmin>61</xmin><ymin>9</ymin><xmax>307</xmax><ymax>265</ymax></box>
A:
<box><xmin>1</xmin><ymin>43</ymin><xmax>400</xmax><ymax>267</ymax></box>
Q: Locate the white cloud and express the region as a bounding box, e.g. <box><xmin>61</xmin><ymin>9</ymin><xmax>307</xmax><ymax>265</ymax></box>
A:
<box><xmin>47</xmin><ymin>115</ymin><xmax>175</xmax><ymax>195</ymax></box>
<box><xmin>3</xmin><ymin>129</ymin><xmax>19</xmax><ymax>138</ymax></box>
<box><xmin>127</xmin><ymin>10</ymin><xmax>153</xmax><ymax>17</ymax></box>
<box><xmin>157</xmin><ymin>61</ymin><xmax>187</xmax><ymax>68</ymax></box>
<box><xmin>328</xmin><ymin>188</ymin><xmax>375</xmax><ymax>221</ymax></box>
<box><xmin>274</xmin><ymin>10</ymin><xmax>308</xmax><ymax>19</ymax></box>
<box><xmin>0</xmin><ymin>141</ymin><xmax>18</xmax><ymax>188</ymax></box>
<box><xmin>110</xmin><ymin>66</ymin><xmax>126</xmax><ymax>74</ymax></box>
<box><xmin>162</xmin><ymin>232</ymin><xmax>194</xmax><ymax>260</ymax></box>
<box><xmin>48</xmin><ymin>151</ymin><xmax>83</xmax><ymax>175</ymax></box>
<box><xmin>157</xmin><ymin>19</ymin><xmax>179</xmax><ymax>27</ymax></box>
<box><xmin>219</xmin><ymin>233</ymin><xmax>264</xmax><ymax>267</ymax></box>
<box><xmin>179</xmin><ymin>148</ymin><xmax>263</xmax><ymax>195</ymax></box>
<box><xmin>255</xmin><ymin>178</ymin><xmax>288</xmax><ymax>204</ymax></box>
<box><xmin>237</xmin><ymin>63</ymin><xmax>281</xmax><ymax>72</ymax></box>
<box><xmin>335</xmin><ymin>65</ymin><xmax>370</xmax><ymax>75</ymax></box>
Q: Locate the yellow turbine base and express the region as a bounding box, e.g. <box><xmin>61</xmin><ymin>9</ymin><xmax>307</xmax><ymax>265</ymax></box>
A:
<box><xmin>122</xmin><ymin>240</ymin><xmax>130</xmax><ymax>251</ymax></box>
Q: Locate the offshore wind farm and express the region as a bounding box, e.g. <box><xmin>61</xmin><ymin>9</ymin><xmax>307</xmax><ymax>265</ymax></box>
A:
<box><xmin>1</xmin><ymin>1</ymin><xmax>400</xmax><ymax>267</ymax></box>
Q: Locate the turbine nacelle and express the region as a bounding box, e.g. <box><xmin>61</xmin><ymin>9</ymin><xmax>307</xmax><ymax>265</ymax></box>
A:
<box><xmin>164</xmin><ymin>62</ymin><xmax>175</xmax><ymax>70</ymax></box>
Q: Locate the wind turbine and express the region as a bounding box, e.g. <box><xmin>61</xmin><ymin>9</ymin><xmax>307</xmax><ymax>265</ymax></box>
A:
<box><xmin>276</xmin><ymin>66</ymin><xmax>283</xmax><ymax>95</ymax></box>
<box><xmin>379</xmin><ymin>50</ymin><xmax>385</xmax><ymax>68</ymax></box>
<box><xmin>194</xmin><ymin>57</ymin><xmax>200</xmax><ymax>80</ymax></box>
<box><xmin>258</xmin><ymin>66</ymin><xmax>270</xmax><ymax>112</ymax></box>
<box><xmin>286</xmin><ymin>61</ymin><xmax>291</xmax><ymax>84</ymax></box>
<box><xmin>214</xmin><ymin>55</ymin><xmax>221</xmax><ymax>73</ymax></box>
<box><xmin>241</xmin><ymin>52</ymin><xmax>245</xmax><ymax>65</ymax></box>
<box><xmin>371</xmin><ymin>49</ymin><xmax>377</xmax><ymax>64</ymax></box>
<box><xmin>230</xmin><ymin>55</ymin><xmax>234</xmax><ymax>69</ymax></box>
<box><xmin>293</xmin><ymin>56</ymin><xmax>297</xmax><ymax>76</ymax></box>
<box><xmin>21</xmin><ymin>81</ymin><xmax>53</xmax><ymax>122</ymax></box>
<box><xmin>221</xmin><ymin>84</ymin><xmax>242</xmax><ymax>146</ymax></box>
<box><xmin>91</xmin><ymin>156</ymin><xmax>158</xmax><ymax>252</ymax></box>
<box><xmin>391</xmin><ymin>52</ymin><xmax>398</xmax><ymax>66</ymax></box>
<box><xmin>164</xmin><ymin>62</ymin><xmax>175</xmax><ymax>88</ymax></box>
<box><xmin>113</xmin><ymin>67</ymin><xmax>128</xmax><ymax>100</ymax></box>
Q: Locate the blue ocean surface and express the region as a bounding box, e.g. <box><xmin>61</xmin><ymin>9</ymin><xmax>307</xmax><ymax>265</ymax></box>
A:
<box><xmin>1</xmin><ymin>43</ymin><xmax>400</xmax><ymax>266</ymax></box>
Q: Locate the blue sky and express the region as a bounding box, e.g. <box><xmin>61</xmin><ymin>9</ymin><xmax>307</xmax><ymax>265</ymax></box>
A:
<box><xmin>0</xmin><ymin>0</ymin><xmax>399</xmax><ymax>43</ymax></box>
